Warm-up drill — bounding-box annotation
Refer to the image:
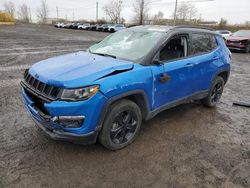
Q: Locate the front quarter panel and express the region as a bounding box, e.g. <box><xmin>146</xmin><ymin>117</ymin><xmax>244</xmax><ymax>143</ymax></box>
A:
<box><xmin>94</xmin><ymin>64</ymin><xmax>154</xmax><ymax>110</ymax></box>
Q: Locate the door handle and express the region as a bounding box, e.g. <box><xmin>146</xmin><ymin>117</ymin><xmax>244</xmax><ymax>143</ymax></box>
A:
<box><xmin>160</xmin><ymin>73</ymin><xmax>171</xmax><ymax>83</ymax></box>
<box><xmin>185</xmin><ymin>63</ymin><xmax>194</xmax><ymax>67</ymax></box>
<box><xmin>212</xmin><ymin>56</ymin><xmax>219</xmax><ymax>60</ymax></box>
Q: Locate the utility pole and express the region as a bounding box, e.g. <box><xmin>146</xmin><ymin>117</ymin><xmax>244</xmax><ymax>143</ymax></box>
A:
<box><xmin>56</xmin><ymin>6</ymin><xmax>59</xmax><ymax>21</ymax></box>
<box><xmin>173</xmin><ymin>0</ymin><xmax>178</xmax><ymax>25</ymax></box>
<box><xmin>29</xmin><ymin>8</ymin><xmax>32</xmax><ymax>23</ymax></box>
<box><xmin>96</xmin><ymin>2</ymin><xmax>99</xmax><ymax>22</ymax></box>
<box><xmin>72</xmin><ymin>9</ymin><xmax>74</xmax><ymax>21</ymax></box>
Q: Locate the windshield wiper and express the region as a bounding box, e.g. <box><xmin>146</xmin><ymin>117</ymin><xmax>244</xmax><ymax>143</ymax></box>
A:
<box><xmin>90</xmin><ymin>52</ymin><xmax>117</xmax><ymax>59</ymax></box>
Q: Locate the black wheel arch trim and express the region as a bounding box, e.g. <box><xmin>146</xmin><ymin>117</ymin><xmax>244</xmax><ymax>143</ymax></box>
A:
<box><xmin>215</xmin><ymin>69</ymin><xmax>230</xmax><ymax>84</ymax></box>
<box><xmin>96</xmin><ymin>90</ymin><xmax>151</xmax><ymax>132</ymax></box>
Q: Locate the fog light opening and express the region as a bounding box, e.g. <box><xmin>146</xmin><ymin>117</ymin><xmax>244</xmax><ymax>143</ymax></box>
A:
<box><xmin>52</xmin><ymin>116</ymin><xmax>85</xmax><ymax>128</ymax></box>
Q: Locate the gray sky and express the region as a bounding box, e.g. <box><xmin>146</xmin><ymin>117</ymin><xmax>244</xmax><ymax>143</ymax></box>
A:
<box><xmin>1</xmin><ymin>0</ymin><xmax>250</xmax><ymax>24</ymax></box>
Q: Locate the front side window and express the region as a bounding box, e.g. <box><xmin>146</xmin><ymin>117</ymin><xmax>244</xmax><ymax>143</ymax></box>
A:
<box><xmin>159</xmin><ymin>35</ymin><xmax>187</xmax><ymax>62</ymax></box>
<box><xmin>89</xmin><ymin>30</ymin><xmax>166</xmax><ymax>62</ymax></box>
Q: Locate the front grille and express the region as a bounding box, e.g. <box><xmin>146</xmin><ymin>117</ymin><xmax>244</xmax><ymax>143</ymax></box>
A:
<box><xmin>24</xmin><ymin>88</ymin><xmax>49</xmax><ymax>115</ymax></box>
<box><xmin>227</xmin><ymin>40</ymin><xmax>240</xmax><ymax>44</ymax></box>
<box><xmin>23</xmin><ymin>70</ymin><xmax>61</xmax><ymax>101</ymax></box>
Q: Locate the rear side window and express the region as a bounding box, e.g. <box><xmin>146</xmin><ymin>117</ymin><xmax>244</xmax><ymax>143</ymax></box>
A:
<box><xmin>191</xmin><ymin>33</ymin><xmax>218</xmax><ymax>55</ymax></box>
<box><xmin>210</xmin><ymin>35</ymin><xmax>218</xmax><ymax>49</ymax></box>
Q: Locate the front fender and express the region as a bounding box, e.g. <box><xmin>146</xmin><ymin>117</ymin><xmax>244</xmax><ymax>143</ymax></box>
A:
<box><xmin>95</xmin><ymin>64</ymin><xmax>154</xmax><ymax>107</ymax></box>
<box><xmin>93</xmin><ymin>64</ymin><xmax>154</xmax><ymax>130</ymax></box>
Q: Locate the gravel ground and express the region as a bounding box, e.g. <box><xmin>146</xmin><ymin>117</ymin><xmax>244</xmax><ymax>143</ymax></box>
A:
<box><xmin>0</xmin><ymin>24</ymin><xmax>249</xmax><ymax>188</ymax></box>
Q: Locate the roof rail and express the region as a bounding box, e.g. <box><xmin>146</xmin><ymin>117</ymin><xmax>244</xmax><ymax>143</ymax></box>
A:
<box><xmin>173</xmin><ymin>25</ymin><xmax>215</xmax><ymax>31</ymax></box>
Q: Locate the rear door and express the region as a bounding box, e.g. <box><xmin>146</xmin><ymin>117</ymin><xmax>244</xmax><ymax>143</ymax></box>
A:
<box><xmin>189</xmin><ymin>33</ymin><xmax>220</xmax><ymax>92</ymax></box>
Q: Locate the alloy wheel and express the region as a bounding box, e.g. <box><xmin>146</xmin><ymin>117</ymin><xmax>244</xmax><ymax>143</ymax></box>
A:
<box><xmin>210</xmin><ymin>82</ymin><xmax>223</xmax><ymax>104</ymax></box>
<box><xmin>110</xmin><ymin>110</ymin><xmax>138</xmax><ymax>145</ymax></box>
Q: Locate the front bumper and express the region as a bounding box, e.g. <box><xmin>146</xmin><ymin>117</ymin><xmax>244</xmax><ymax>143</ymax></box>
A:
<box><xmin>226</xmin><ymin>43</ymin><xmax>246</xmax><ymax>51</ymax></box>
<box><xmin>34</xmin><ymin>118</ymin><xmax>98</xmax><ymax>144</ymax></box>
<box><xmin>21</xmin><ymin>87</ymin><xmax>107</xmax><ymax>144</ymax></box>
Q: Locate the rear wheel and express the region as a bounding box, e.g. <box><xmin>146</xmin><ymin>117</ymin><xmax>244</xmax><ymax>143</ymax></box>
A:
<box><xmin>99</xmin><ymin>99</ymin><xmax>142</xmax><ymax>150</ymax></box>
<box><xmin>201</xmin><ymin>76</ymin><xmax>225</xmax><ymax>107</ymax></box>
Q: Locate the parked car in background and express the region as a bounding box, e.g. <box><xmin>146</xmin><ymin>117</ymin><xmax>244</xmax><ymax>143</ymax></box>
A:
<box><xmin>54</xmin><ymin>22</ymin><xmax>59</xmax><ymax>27</ymax></box>
<box><xmin>96</xmin><ymin>24</ymin><xmax>104</xmax><ymax>31</ymax></box>
<box><xmin>64</xmin><ymin>23</ymin><xmax>72</xmax><ymax>29</ymax></box>
<box><xmin>102</xmin><ymin>24</ymin><xmax>112</xmax><ymax>32</ymax></box>
<box><xmin>60</xmin><ymin>23</ymin><xmax>66</xmax><ymax>28</ymax></box>
<box><xmin>72</xmin><ymin>23</ymin><xmax>82</xmax><ymax>29</ymax></box>
<box><xmin>54</xmin><ymin>23</ymin><xmax>64</xmax><ymax>28</ymax></box>
<box><xmin>216</xmin><ymin>30</ymin><xmax>232</xmax><ymax>37</ymax></box>
<box><xmin>225</xmin><ymin>30</ymin><xmax>250</xmax><ymax>53</ymax></box>
<box><xmin>89</xmin><ymin>24</ymin><xmax>99</xmax><ymax>31</ymax></box>
<box><xmin>78</xmin><ymin>23</ymin><xmax>90</xmax><ymax>30</ymax></box>
<box><xmin>21</xmin><ymin>25</ymin><xmax>231</xmax><ymax>150</ymax></box>
<box><xmin>108</xmin><ymin>24</ymin><xmax>126</xmax><ymax>32</ymax></box>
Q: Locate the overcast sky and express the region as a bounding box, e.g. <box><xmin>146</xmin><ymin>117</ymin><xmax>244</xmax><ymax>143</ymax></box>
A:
<box><xmin>0</xmin><ymin>0</ymin><xmax>249</xmax><ymax>24</ymax></box>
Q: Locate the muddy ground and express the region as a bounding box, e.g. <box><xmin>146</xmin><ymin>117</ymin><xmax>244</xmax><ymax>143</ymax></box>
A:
<box><xmin>0</xmin><ymin>24</ymin><xmax>249</xmax><ymax>188</ymax></box>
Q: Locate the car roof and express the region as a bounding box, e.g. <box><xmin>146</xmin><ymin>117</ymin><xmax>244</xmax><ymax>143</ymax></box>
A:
<box><xmin>216</xmin><ymin>30</ymin><xmax>231</xmax><ymax>32</ymax></box>
<box><xmin>128</xmin><ymin>25</ymin><xmax>173</xmax><ymax>32</ymax></box>
<box><xmin>128</xmin><ymin>25</ymin><xmax>218</xmax><ymax>35</ymax></box>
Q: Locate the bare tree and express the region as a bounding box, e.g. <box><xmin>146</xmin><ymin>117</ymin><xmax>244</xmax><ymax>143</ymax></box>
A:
<box><xmin>18</xmin><ymin>4</ymin><xmax>30</xmax><ymax>22</ymax></box>
<box><xmin>37</xmin><ymin>0</ymin><xmax>49</xmax><ymax>24</ymax></box>
<box><xmin>133</xmin><ymin>0</ymin><xmax>150</xmax><ymax>25</ymax></box>
<box><xmin>4</xmin><ymin>1</ymin><xmax>15</xmax><ymax>18</ymax></box>
<box><xmin>173</xmin><ymin>2</ymin><xmax>197</xmax><ymax>24</ymax></box>
<box><xmin>218</xmin><ymin>18</ymin><xmax>227</xmax><ymax>29</ymax></box>
<box><xmin>103</xmin><ymin>0</ymin><xmax>123</xmax><ymax>23</ymax></box>
<box><xmin>152</xmin><ymin>11</ymin><xmax>164</xmax><ymax>25</ymax></box>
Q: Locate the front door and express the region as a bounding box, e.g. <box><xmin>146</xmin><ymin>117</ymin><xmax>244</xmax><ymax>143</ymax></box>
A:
<box><xmin>151</xmin><ymin>34</ymin><xmax>195</xmax><ymax>110</ymax></box>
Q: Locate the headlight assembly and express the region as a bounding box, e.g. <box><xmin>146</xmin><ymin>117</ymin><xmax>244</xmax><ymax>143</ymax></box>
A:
<box><xmin>61</xmin><ymin>85</ymin><xmax>99</xmax><ymax>101</ymax></box>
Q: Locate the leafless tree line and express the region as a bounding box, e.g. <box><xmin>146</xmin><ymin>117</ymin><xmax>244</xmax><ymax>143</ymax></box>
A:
<box><xmin>3</xmin><ymin>0</ymin><xmax>218</xmax><ymax>26</ymax></box>
<box><xmin>102</xmin><ymin>0</ymin><xmax>199</xmax><ymax>25</ymax></box>
<box><xmin>3</xmin><ymin>0</ymin><xmax>49</xmax><ymax>23</ymax></box>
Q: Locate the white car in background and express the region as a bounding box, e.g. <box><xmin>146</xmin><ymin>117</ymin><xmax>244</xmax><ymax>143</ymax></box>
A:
<box><xmin>59</xmin><ymin>23</ymin><xmax>66</xmax><ymax>28</ymax></box>
<box><xmin>108</xmin><ymin>24</ymin><xmax>126</xmax><ymax>32</ymax></box>
<box><xmin>54</xmin><ymin>22</ymin><xmax>64</xmax><ymax>28</ymax></box>
<box><xmin>78</xmin><ymin>23</ymin><xmax>91</xmax><ymax>30</ymax></box>
<box><xmin>216</xmin><ymin>30</ymin><xmax>232</xmax><ymax>37</ymax></box>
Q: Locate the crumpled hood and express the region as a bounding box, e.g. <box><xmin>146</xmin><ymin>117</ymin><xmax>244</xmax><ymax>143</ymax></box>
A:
<box><xmin>29</xmin><ymin>51</ymin><xmax>134</xmax><ymax>88</ymax></box>
<box><xmin>226</xmin><ymin>36</ymin><xmax>250</xmax><ymax>41</ymax></box>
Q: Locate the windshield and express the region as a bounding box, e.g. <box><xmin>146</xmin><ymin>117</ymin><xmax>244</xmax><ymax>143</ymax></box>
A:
<box><xmin>89</xmin><ymin>30</ymin><xmax>166</xmax><ymax>62</ymax></box>
<box><xmin>232</xmin><ymin>30</ymin><xmax>250</xmax><ymax>37</ymax></box>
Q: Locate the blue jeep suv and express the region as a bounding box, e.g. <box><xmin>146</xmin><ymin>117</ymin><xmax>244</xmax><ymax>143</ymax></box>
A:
<box><xmin>21</xmin><ymin>26</ymin><xmax>231</xmax><ymax>150</ymax></box>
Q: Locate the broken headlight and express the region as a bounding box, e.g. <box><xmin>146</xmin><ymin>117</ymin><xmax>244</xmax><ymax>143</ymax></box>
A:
<box><xmin>61</xmin><ymin>85</ymin><xmax>99</xmax><ymax>101</ymax></box>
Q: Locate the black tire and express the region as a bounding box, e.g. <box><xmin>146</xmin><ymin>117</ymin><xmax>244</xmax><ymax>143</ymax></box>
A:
<box><xmin>245</xmin><ymin>44</ymin><xmax>250</xmax><ymax>53</ymax></box>
<box><xmin>99</xmin><ymin>99</ymin><xmax>142</xmax><ymax>150</ymax></box>
<box><xmin>201</xmin><ymin>76</ymin><xmax>225</xmax><ymax>107</ymax></box>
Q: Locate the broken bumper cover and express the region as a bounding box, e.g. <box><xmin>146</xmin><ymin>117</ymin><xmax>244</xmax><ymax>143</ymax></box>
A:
<box><xmin>21</xmin><ymin>87</ymin><xmax>107</xmax><ymax>144</ymax></box>
<box><xmin>34</xmin><ymin>118</ymin><xmax>99</xmax><ymax>144</ymax></box>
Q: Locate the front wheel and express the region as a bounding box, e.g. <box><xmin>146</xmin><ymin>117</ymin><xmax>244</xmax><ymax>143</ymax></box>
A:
<box><xmin>201</xmin><ymin>76</ymin><xmax>225</xmax><ymax>107</ymax></box>
<box><xmin>245</xmin><ymin>44</ymin><xmax>250</xmax><ymax>53</ymax></box>
<box><xmin>99</xmin><ymin>99</ymin><xmax>142</xmax><ymax>150</ymax></box>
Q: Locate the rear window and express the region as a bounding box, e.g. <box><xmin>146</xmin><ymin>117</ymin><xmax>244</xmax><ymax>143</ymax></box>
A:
<box><xmin>191</xmin><ymin>33</ymin><xmax>218</xmax><ymax>55</ymax></box>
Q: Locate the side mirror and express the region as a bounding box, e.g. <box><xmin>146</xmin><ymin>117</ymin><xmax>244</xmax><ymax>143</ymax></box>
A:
<box><xmin>153</xmin><ymin>59</ymin><xmax>163</xmax><ymax>65</ymax></box>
